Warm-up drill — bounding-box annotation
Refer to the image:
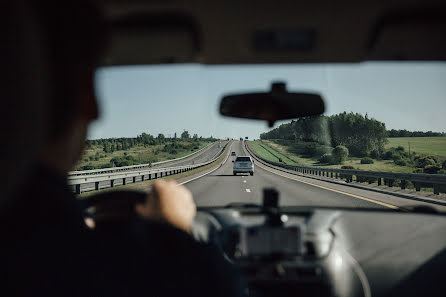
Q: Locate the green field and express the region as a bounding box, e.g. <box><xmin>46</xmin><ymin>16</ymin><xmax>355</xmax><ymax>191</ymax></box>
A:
<box><xmin>385</xmin><ymin>137</ymin><xmax>446</xmax><ymax>158</ymax></box>
<box><xmin>250</xmin><ymin>140</ymin><xmax>415</xmax><ymax>173</ymax></box>
<box><xmin>76</xmin><ymin>141</ymin><xmax>210</xmax><ymax>170</ymax></box>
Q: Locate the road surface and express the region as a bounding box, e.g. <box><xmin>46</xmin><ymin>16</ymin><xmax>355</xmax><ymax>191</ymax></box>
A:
<box><xmin>185</xmin><ymin>141</ymin><xmax>446</xmax><ymax>212</ymax></box>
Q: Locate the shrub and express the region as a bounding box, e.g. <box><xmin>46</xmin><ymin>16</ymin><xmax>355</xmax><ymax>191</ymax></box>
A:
<box><xmin>319</xmin><ymin>154</ymin><xmax>333</xmax><ymax>164</ymax></box>
<box><xmin>423</xmin><ymin>165</ymin><xmax>441</xmax><ymax>174</ymax></box>
<box><xmin>81</xmin><ymin>165</ymin><xmax>95</xmax><ymax>170</ymax></box>
<box><xmin>341</xmin><ymin>165</ymin><xmax>354</xmax><ymax>169</ymax></box>
<box><xmin>370</xmin><ymin>150</ymin><xmax>380</xmax><ymax>159</ymax></box>
<box><xmin>383</xmin><ymin>150</ymin><xmax>393</xmax><ymax>160</ymax></box>
<box><xmin>416</xmin><ymin>156</ymin><xmax>437</xmax><ymax>168</ymax></box>
<box><xmin>442</xmin><ymin>160</ymin><xmax>446</xmax><ymax>169</ymax></box>
<box><xmin>394</xmin><ymin>159</ymin><xmax>407</xmax><ymax>166</ymax></box>
<box><xmin>332</xmin><ymin>146</ymin><xmax>349</xmax><ymax>164</ymax></box>
<box><xmin>396</xmin><ymin>146</ymin><xmax>405</xmax><ymax>152</ymax></box>
<box><xmin>360</xmin><ymin>157</ymin><xmax>374</xmax><ymax>164</ymax></box>
<box><xmin>392</xmin><ymin>154</ymin><xmax>402</xmax><ymax>162</ymax></box>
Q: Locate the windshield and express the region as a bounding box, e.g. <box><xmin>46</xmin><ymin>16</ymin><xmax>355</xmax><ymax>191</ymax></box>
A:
<box><xmin>236</xmin><ymin>157</ymin><xmax>251</xmax><ymax>162</ymax></box>
<box><xmin>74</xmin><ymin>62</ymin><xmax>446</xmax><ymax>211</ymax></box>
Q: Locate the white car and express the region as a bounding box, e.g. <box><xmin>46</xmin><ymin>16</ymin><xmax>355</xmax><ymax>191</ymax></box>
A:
<box><xmin>233</xmin><ymin>156</ymin><xmax>254</xmax><ymax>176</ymax></box>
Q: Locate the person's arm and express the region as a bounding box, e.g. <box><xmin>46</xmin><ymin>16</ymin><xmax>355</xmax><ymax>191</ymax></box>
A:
<box><xmin>135</xmin><ymin>179</ymin><xmax>196</xmax><ymax>233</ymax></box>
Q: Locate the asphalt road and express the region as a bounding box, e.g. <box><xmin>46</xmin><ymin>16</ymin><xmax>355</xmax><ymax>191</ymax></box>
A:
<box><xmin>185</xmin><ymin>141</ymin><xmax>446</xmax><ymax>212</ymax></box>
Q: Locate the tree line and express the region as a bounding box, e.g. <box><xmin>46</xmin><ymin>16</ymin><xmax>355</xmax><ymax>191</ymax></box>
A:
<box><xmin>85</xmin><ymin>131</ymin><xmax>217</xmax><ymax>153</ymax></box>
<box><xmin>260</xmin><ymin>112</ymin><xmax>387</xmax><ymax>157</ymax></box>
<box><xmin>387</xmin><ymin>129</ymin><xmax>445</xmax><ymax>138</ymax></box>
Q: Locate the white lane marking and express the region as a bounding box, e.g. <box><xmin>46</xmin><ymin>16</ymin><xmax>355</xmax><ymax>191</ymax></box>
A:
<box><xmin>179</xmin><ymin>142</ymin><xmax>233</xmax><ymax>185</ymax></box>
<box><xmin>246</xmin><ymin>189</ymin><xmax>251</xmax><ymax>193</ymax></box>
<box><xmin>242</xmin><ymin>142</ymin><xmax>399</xmax><ymax>210</ymax></box>
<box><xmin>243</xmin><ymin>180</ymin><xmax>247</xmax><ymax>183</ymax></box>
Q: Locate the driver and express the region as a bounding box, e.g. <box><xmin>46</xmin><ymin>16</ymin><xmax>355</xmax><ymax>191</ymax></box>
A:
<box><xmin>0</xmin><ymin>1</ymin><xmax>244</xmax><ymax>296</ymax></box>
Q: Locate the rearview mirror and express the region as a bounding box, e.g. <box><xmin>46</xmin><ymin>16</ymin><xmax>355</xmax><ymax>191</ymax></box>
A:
<box><xmin>219</xmin><ymin>82</ymin><xmax>325</xmax><ymax>127</ymax></box>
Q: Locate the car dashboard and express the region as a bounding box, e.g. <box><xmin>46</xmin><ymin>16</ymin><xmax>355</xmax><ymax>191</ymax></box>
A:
<box><xmin>192</xmin><ymin>206</ymin><xmax>446</xmax><ymax>297</ymax></box>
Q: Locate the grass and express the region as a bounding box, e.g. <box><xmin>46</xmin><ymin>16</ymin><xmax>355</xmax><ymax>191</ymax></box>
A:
<box><xmin>78</xmin><ymin>141</ymin><xmax>232</xmax><ymax>198</ymax></box>
<box><xmin>385</xmin><ymin>137</ymin><xmax>446</xmax><ymax>158</ymax></box>
<box><xmin>76</xmin><ymin>141</ymin><xmax>210</xmax><ymax>170</ymax></box>
<box><xmin>251</xmin><ymin>140</ymin><xmax>416</xmax><ymax>173</ymax></box>
<box><xmin>248</xmin><ymin>141</ymin><xmax>283</xmax><ymax>163</ymax></box>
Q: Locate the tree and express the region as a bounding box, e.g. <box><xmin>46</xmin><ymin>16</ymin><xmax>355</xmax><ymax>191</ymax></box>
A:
<box><xmin>181</xmin><ymin>130</ymin><xmax>190</xmax><ymax>139</ymax></box>
<box><xmin>193</xmin><ymin>133</ymin><xmax>198</xmax><ymax>141</ymax></box>
<box><xmin>332</xmin><ymin>146</ymin><xmax>349</xmax><ymax>164</ymax></box>
<box><xmin>157</xmin><ymin>133</ymin><xmax>165</xmax><ymax>143</ymax></box>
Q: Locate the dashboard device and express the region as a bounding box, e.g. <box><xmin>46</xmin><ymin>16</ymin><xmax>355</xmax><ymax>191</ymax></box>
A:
<box><xmin>239</xmin><ymin>225</ymin><xmax>302</xmax><ymax>257</ymax></box>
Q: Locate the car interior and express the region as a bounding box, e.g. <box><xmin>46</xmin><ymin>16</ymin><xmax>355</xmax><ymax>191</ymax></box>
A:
<box><xmin>7</xmin><ymin>0</ymin><xmax>446</xmax><ymax>297</ymax></box>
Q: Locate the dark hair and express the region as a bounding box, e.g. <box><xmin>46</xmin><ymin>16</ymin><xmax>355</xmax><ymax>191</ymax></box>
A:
<box><xmin>32</xmin><ymin>0</ymin><xmax>109</xmax><ymax>139</ymax></box>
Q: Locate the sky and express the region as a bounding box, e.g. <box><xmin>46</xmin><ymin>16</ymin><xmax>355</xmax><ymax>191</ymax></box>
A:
<box><xmin>89</xmin><ymin>62</ymin><xmax>446</xmax><ymax>140</ymax></box>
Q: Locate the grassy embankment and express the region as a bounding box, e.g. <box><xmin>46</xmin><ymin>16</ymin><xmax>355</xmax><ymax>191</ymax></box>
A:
<box><xmin>249</xmin><ymin>137</ymin><xmax>446</xmax><ymax>173</ymax></box>
<box><xmin>385</xmin><ymin>137</ymin><xmax>446</xmax><ymax>159</ymax></box>
<box><xmin>78</xmin><ymin>141</ymin><xmax>231</xmax><ymax>198</ymax></box>
<box><xmin>76</xmin><ymin>141</ymin><xmax>210</xmax><ymax>170</ymax></box>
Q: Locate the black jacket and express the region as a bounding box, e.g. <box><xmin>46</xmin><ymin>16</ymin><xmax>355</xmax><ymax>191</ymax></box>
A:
<box><xmin>0</xmin><ymin>166</ymin><xmax>244</xmax><ymax>297</ymax></box>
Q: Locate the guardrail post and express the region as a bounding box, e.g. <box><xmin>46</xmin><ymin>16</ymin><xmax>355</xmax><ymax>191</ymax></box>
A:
<box><xmin>142</xmin><ymin>175</ymin><xmax>145</xmax><ymax>181</ymax></box>
<box><xmin>415</xmin><ymin>183</ymin><xmax>420</xmax><ymax>191</ymax></box>
<box><xmin>318</xmin><ymin>171</ymin><xmax>321</xmax><ymax>176</ymax></box>
<box><xmin>331</xmin><ymin>172</ymin><xmax>333</xmax><ymax>178</ymax></box>
<box><xmin>110</xmin><ymin>180</ymin><xmax>114</xmax><ymax>188</ymax></box>
<box><xmin>378</xmin><ymin>178</ymin><xmax>382</xmax><ymax>186</ymax></box>
<box><xmin>434</xmin><ymin>185</ymin><xmax>439</xmax><ymax>195</ymax></box>
<box><xmin>133</xmin><ymin>177</ymin><xmax>136</xmax><ymax>183</ymax></box>
<box><xmin>122</xmin><ymin>178</ymin><xmax>126</xmax><ymax>185</ymax></box>
<box><xmin>155</xmin><ymin>173</ymin><xmax>158</xmax><ymax>178</ymax></box>
<box><xmin>95</xmin><ymin>182</ymin><xmax>99</xmax><ymax>191</ymax></box>
<box><xmin>75</xmin><ymin>184</ymin><xmax>81</xmax><ymax>194</ymax></box>
<box><xmin>401</xmin><ymin>180</ymin><xmax>406</xmax><ymax>190</ymax></box>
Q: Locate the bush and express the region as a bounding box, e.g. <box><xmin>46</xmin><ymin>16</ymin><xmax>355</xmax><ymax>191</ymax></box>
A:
<box><xmin>416</xmin><ymin>156</ymin><xmax>437</xmax><ymax>168</ymax></box>
<box><xmin>319</xmin><ymin>154</ymin><xmax>333</xmax><ymax>164</ymax></box>
<box><xmin>332</xmin><ymin>146</ymin><xmax>349</xmax><ymax>164</ymax></box>
<box><xmin>394</xmin><ymin>159</ymin><xmax>407</xmax><ymax>166</ymax></box>
<box><xmin>81</xmin><ymin>165</ymin><xmax>95</xmax><ymax>170</ymax></box>
<box><xmin>392</xmin><ymin>154</ymin><xmax>402</xmax><ymax>162</ymax></box>
<box><xmin>423</xmin><ymin>165</ymin><xmax>441</xmax><ymax>174</ymax></box>
<box><xmin>370</xmin><ymin>150</ymin><xmax>380</xmax><ymax>159</ymax></box>
<box><xmin>341</xmin><ymin>165</ymin><xmax>354</xmax><ymax>169</ymax></box>
<box><xmin>395</xmin><ymin>146</ymin><xmax>405</xmax><ymax>152</ymax></box>
<box><xmin>442</xmin><ymin>160</ymin><xmax>446</xmax><ymax>169</ymax></box>
<box><xmin>383</xmin><ymin>150</ymin><xmax>393</xmax><ymax>160</ymax></box>
<box><xmin>360</xmin><ymin>157</ymin><xmax>374</xmax><ymax>164</ymax></box>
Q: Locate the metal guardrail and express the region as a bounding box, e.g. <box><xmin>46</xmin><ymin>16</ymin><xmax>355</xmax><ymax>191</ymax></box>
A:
<box><xmin>68</xmin><ymin>141</ymin><xmax>220</xmax><ymax>177</ymax></box>
<box><xmin>245</xmin><ymin>142</ymin><xmax>446</xmax><ymax>195</ymax></box>
<box><xmin>69</xmin><ymin>142</ymin><xmax>230</xmax><ymax>194</ymax></box>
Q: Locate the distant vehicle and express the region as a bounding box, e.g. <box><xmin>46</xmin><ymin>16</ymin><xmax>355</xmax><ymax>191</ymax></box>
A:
<box><xmin>245</xmin><ymin>136</ymin><xmax>248</xmax><ymax>140</ymax></box>
<box><xmin>233</xmin><ymin>156</ymin><xmax>254</xmax><ymax>176</ymax></box>
<box><xmin>240</xmin><ymin>137</ymin><xmax>243</xmax><ymax>141</ymax></box>
<box><xmin>231</xmin><ymin>152</ymin><xmax>236</xmax><ymax>156</ymax></box>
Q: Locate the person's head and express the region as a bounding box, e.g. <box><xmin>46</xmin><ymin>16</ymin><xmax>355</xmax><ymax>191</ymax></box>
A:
<box><xmin>34</xmin><ymin>0</ymin><xmax>108</xmax><ymax>173</ymax></box>
<box><xmin>0</xmin><ymin>0</ymin><xmax>50</xmax><ymax>204</ymax></box>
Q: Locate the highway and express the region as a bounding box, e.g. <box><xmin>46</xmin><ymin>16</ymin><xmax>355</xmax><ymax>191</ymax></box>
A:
<box><xmin>185</xmin><ymin>141</ymin><xmax>446</xmax><ymax>212</ymax></box>
<box><xmin>76</xmin><ymin>141</ymin><xmax>227</xmax><ymax>192</ymax></box>
<box><xmin>157</xmin><ymin>141</ymin><xmax>228</xmax><ymax>167</ymax></box>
